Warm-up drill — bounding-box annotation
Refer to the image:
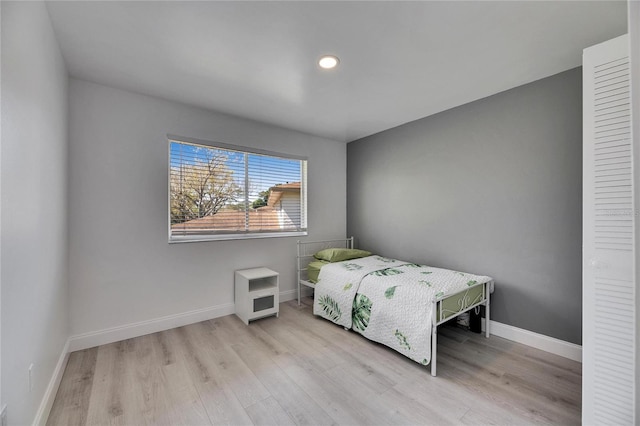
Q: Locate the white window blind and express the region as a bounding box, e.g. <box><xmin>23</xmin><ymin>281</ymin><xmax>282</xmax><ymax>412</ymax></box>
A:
<box><xmin>169</xmin><ymin>137</ymin><xmax>307</xmax><ymax>242</ymax></box>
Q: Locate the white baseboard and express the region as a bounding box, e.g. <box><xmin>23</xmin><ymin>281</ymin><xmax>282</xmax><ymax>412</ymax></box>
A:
<box><xmin>32</xmin><ymin>339</ymin><xmax>70</xmax><ymax>426</ymax></box>
<box><xmin>69</xmin><ymin>289</ymin><xmax>311</xmax><ymax>352</ymax></box>
<box><xmin>67</xmin><ymin>303</ymin><xmax>582</xmax><ymax>361</ymax></box>
<box><xmin>285</xmin><ymin>291</ymin><xmax>582</xmax><ymax>362</ymax></box>
<box><xmin>68</xmin><ymin>302</ymin><xmax>235</xmax><ymax>352</ymax></box>
<box><xmin>482</xmin><ymin>319</ymin><xmax>582</xmax><ymax>362</ymax></box>
<box><xmin>279</xmin><ymin>288</ymin><xmax>297</xmax><ymax>302</ymax></box>
<box><xmin>279</xmin><ymin>287</ymin><xmax>313</xmax><ymax>302</ymax></box>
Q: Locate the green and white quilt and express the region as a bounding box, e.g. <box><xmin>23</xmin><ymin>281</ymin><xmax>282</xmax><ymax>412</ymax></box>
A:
<box><xmin>313</xmin><ymin>255</ymin><xmax>492</xmax><ymax>365</ymax></box>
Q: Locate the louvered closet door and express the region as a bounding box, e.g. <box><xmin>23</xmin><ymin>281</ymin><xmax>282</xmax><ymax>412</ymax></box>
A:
<box><xmin>583</xmin><ymin>34</ymin><xmax>635</xmax><ymax>425</ymax></box>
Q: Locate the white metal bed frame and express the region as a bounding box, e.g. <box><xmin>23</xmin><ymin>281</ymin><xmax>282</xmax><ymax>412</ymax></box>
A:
<box><xmin>296</xmin><ymin>237</ymin><xmax>354</xmax><ymax>304</ymax></box>
<box><xmin>296</xmin><ymin>237</ymin><xmax>492</xmax><ymax>377</ymax></box>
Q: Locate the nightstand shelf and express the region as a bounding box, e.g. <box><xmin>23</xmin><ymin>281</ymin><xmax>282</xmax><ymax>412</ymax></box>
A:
<box><xmin>235</xmin><ymin>267</ymin><xmax>279</xmax><ymax>325</ymax></box>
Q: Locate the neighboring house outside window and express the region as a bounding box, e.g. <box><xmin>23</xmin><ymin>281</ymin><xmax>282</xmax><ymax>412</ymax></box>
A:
<box><xmin>268</xmin><ymin>182</ymin><xmax>302</xmax><ymax>229</ymax></box>
<box><xmin>169</xmin><ymin>136</ymin><xmax>307</xmax><ymax>242</ymax></box>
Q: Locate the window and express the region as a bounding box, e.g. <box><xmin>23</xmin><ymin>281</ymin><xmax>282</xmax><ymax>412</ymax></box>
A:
<box><xmin>169</xmin><ymin>136</ymin><xmax>307</xmax><ymax>242</ymax></box>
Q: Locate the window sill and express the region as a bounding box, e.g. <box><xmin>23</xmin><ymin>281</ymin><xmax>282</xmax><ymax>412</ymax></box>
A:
<box><xmin>169</xmin><ymin>231</ymin><xmax>308</xmax><ymax>244</ymax></box>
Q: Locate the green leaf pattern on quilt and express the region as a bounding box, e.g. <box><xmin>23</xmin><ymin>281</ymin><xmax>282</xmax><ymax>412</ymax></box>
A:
<box><xmin>384</xmin><ymin>286</ymin><xmax>398</xmax><ymax>299</ymax></box>
<box><xmin>374</xmin><ymin>256</ymin><xmax>396</xmax><ymax>263</ymax></box>
<box><xmin>370</xmin><ymin>268</ymin><xmax>404</xmax><ymax>277</ymax></box>
<box><xmin>403</xmin><ymin>263</ymin><xmax>424</xmax><ymax>268</ymax></box>
<box><xmin>394</xmin><ymin>329</ymin><xmax>411</xmax><ymax>350</ymax></box>
<box><xmin>342</xmin><ymin>263</ymin><xmax>363</xmax><ymax>271</ymax></box>
<box><xmin>352</xmin><ymin>294</ymin><xmax>372</xmax><ymax>332</ymax></box>
<box><xmin>420</xmin><ymin>271</ymin><xmax>433</xmax><ymax>275</ymax></box>
<box><xmin>467</xmin><ymin>280</ymin><xmax>478</xmax><ymax>286</ymax></box>
<box><xmin>418</xmin><ymin>280</ymin><xmax>431</xmax><ymax>287</ymax></box>
<box><xmin>318</xmin><ymin>295</ymin><xmax>342</xmax><ymax>322</ymax></box>
<box><xmin>343</xmin><ymin>283</ymin><xmax>353</xmax><ymax>291</ymax></box>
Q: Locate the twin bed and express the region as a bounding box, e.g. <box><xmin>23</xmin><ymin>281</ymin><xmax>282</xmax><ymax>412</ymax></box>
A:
<box><xmin>296</xmin><ymin>237</ymin><xmax>494</xmax><ymax>376</ymax></box>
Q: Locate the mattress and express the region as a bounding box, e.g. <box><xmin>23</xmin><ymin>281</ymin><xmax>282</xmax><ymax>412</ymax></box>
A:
<box><xmin>309</xmin><ymin>258</ymin><xmax>485</xmax><ymax>320</ymax></box>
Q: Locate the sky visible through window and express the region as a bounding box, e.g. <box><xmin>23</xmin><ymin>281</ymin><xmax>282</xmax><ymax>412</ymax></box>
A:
<box><xmin>170</xmin><ymin>140</ymin><xmax>302</xmax><ymax>203</ymax></box>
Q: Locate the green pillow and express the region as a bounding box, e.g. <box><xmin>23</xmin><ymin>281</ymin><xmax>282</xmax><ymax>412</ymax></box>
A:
<box><xmin>313</xmin><ymin>248</ymin><xmax>372</xmax><ymax>262</ymax></box>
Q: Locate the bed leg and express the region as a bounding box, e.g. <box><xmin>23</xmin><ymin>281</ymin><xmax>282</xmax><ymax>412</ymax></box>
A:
<box><xmin>431</xmin><ymin>324</ymin><xmax>437</xmax><ymax>377</ymax></box>
<box><xmin>485</xmin><ymin>285</ymin><xmax>491</xmax><ymax>338</ymax></box>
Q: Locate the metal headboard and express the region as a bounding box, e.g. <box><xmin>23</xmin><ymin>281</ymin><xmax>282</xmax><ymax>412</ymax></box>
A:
<box><xmin>296</xmin><ymin>237</ymin><xmax>354</xmax><ymax>304</ymax></box>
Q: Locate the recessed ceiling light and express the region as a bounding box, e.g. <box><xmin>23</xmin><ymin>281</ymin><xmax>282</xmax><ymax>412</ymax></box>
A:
<box><xmin>318</xmin><ymin>55</ymin><xmax>340</xmax><ymax>69</ymax></box>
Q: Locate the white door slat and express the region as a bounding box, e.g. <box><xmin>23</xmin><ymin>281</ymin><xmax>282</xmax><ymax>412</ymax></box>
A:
<box><xmin>583</xmin><ymin>34</ymin><xmax>635</xmax><ymax>425</ymax></box>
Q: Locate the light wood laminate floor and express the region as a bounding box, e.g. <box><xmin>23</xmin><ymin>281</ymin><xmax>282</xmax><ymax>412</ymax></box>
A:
<box><xmin>48</xmin><ymin>298</ymin><xmax>581</xmax><ymax>425</ymax></box>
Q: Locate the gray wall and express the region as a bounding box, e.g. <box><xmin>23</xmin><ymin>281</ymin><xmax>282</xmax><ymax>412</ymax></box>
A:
<box><xmin>347</xmin><ymin>68</ymin><xmax>582</xmax><ymax>344</ymax></box>
<box><xmin>1</xmin><ymin>2</ymin><xmax>69</xmax><ymax>423</ymax></box>
<box><xmin>68</xmin><ymin>79</ymin><xmax>346</xmax><ymax>336</ymax></box>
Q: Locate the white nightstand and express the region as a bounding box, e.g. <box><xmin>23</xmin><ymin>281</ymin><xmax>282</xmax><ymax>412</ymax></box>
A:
<box><xmin>235</xmin><ymin>267</ymin><xmax>279</xmax><ymax>325</ymax></box>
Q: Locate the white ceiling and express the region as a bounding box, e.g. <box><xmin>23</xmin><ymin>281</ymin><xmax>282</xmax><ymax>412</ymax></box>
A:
<box><xmin>46</xmin><ymin>1</ymin><xmax>627</xmax><ymax>143</ymax></box>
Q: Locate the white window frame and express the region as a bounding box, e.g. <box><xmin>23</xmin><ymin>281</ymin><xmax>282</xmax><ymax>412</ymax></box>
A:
<box><xmin>168</xmin><ymin>134</ymin><xmax>308</xmax><ymax>243</ymax></box>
